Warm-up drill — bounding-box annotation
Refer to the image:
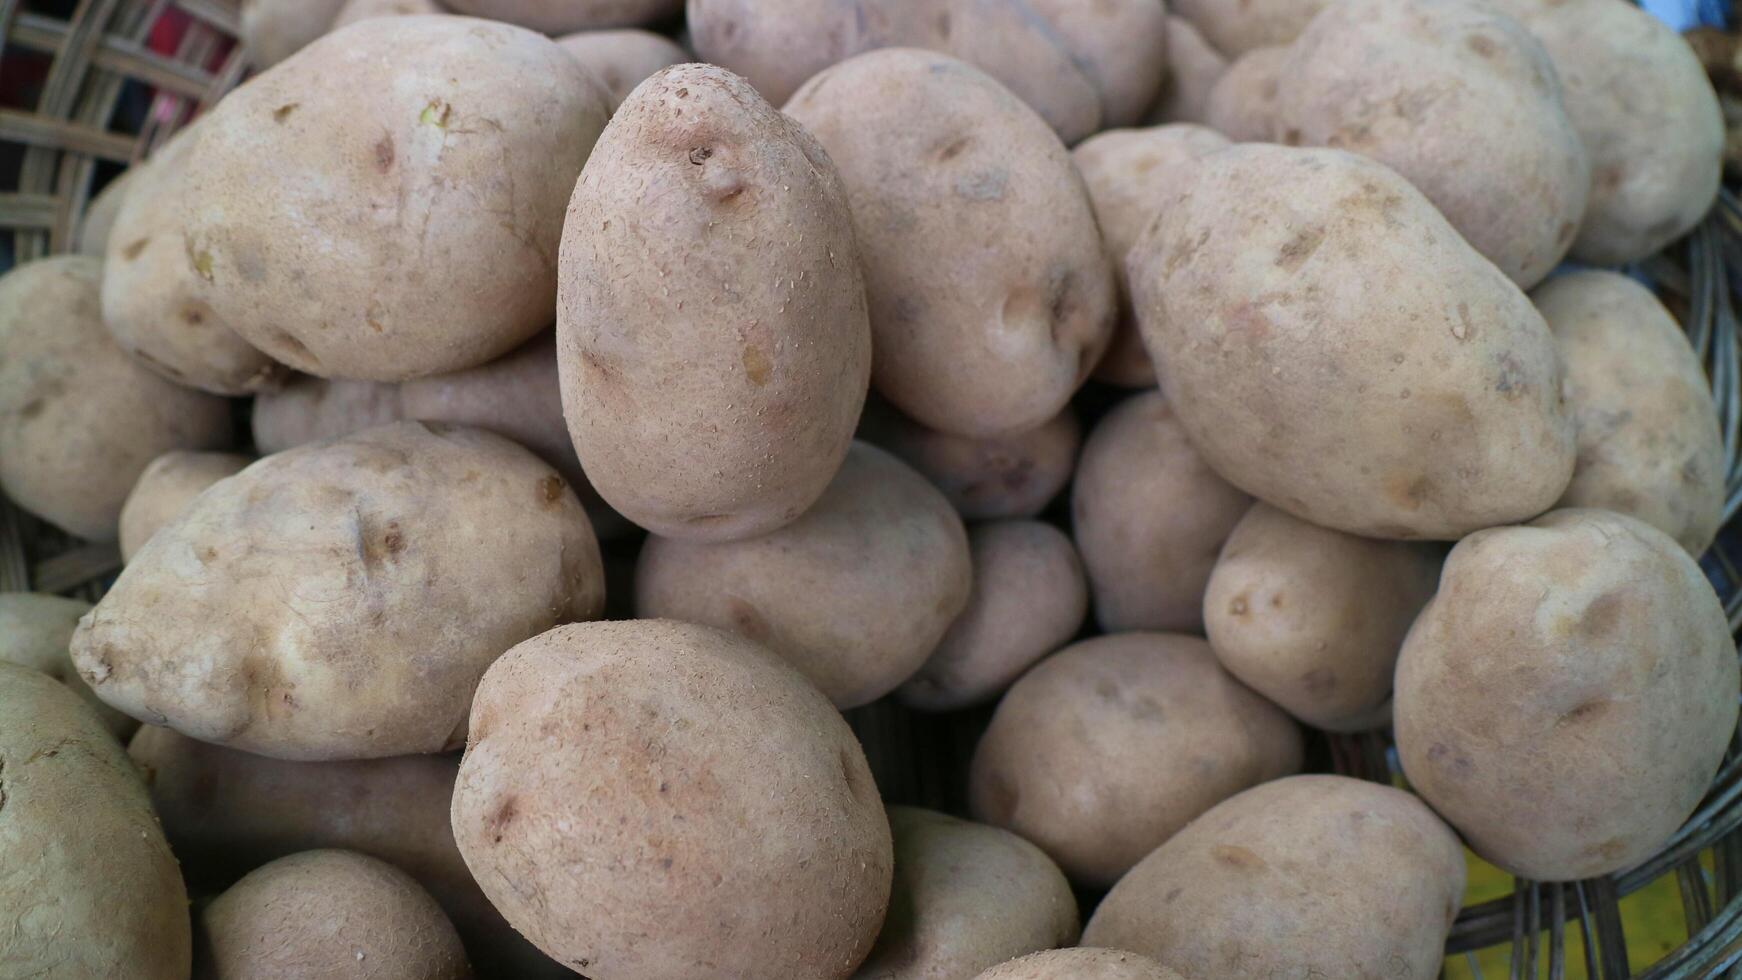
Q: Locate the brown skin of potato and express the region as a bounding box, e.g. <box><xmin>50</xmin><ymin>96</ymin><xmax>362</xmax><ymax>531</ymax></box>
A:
<box><xmin>787</xmin><ymin>50</ymin><xmax>1115</xmax><ymax>438</ymax></box>
<box><xmin>560</xmin><ymin>64</ymin><xmax>871</xmax><ymax>542</ymax></box>
<box><xmin>1395</xmin><ymin>509</ymin><xmax>1739</xmax><ymax>881</ymax></box>
<box><xmin>118</xmin><ymin>450</ymin><xmax>253</xmax><ymax>563</ymax></box>
<box><xmin>898</xmin><ymin>520</ymin><xmax>1088</xmax><ymax>712</ymax></box>
<box><xmin>1169</xmin><ymin>0</ymin><xmax>1329</xmax><ymax>55</ymax></box>
<box><xmin>1539</xmin><ymin>270</ymin><xmax>1724</xmax><ymax>555</ymax></box>
<box><xmin>555</xmin><ymin>30</ymin><xmax>687</xmax><ymax>111</ymax></box>
<box><xmin>637</xmin><ymin>442</ymin><xmax>971</xmax><ymax>709</ymax></box>
<box><xmin>76</xmin><ymin>165</ymin><xmax>137</xmax><ymax>257</ymax></box>
<box><xmin>1146</xmin><ymin>16</ymin><xmax>1230</xmax><ymax>125</ymax></box>
<box><xmin>184</xmin><ymin>16</ymin><xmax>609</xmax><ymax>382</ymax></box>
<box><xmin>858</xmin><ymin>398</ymin><xmax>1081</xmax><ymax>521</ymax></box>
<box><xmin>450</xmin><ymin>620</ymin><xmax>894</xmax><ymax>979</ymax></box>
<box><xmin>1203</xmin><ymin>502</ymin><xmax>1441</xmax><ymax>732</ymax></box>
<box><xmin>969</xmin><ymin>633</ymin><xmax>1302</xmax><ymax>889</ymax></box>
<box><xmin>1072</xmin><ymin>391</ymin><xmax>1251</xmax><ymax>633</ymax></box>
<box><xmin>240</xmin><ymin>0</ymin><xmax>346</xmax><ymax>68</ymax></box>
<box><xmin>1131</xmin><ymin>144</ymin><xmax>1575</xmax><ymax>540</ymax></box>
<box><xmin>443</xmin><ymin>0</ymin><xmax>680</xmax><ymax>31</ymax></box>
<box><xmin>1204</xmin><ymin>45</ymin><xmax>1287</xmax><ymax>142</ymax></box>
<box><xmin>200</xmin><ymin>850</ymin><xmax>471</xmax><ymax>980</ymax></box>
<box><xmin>332</xmin><ymin>0</ymin><xmax>446</xmax><ymax>27</ymax></box>
<box><xmin>0</xmin><ymin>665</ymin><xmax>191</xmax><ymax>980</ymax></box>
<box><xmin>72</xmin><ymin>422</ymin><xmax>606</xmax><ymax>761</ymax></box>
<box><xmin>1083</xmin><ymin>775</ymin><xmax>1466</xmax><ymax>978</ymax></box>
<box><xmin>0</xmin><ymin>256</ymin><xmax>234</xmax><ymax>542</ymax></box>
<box><xmin>854</xmin><ymin>807</ymin><xmax>1078</xmax><ymax>980</ymax></box>
<box><xmin>973</xmin><ymin>949</ymin><xmax>1185</xmax><ymax>980</ymax></box>
<box><xmin>0</xmin><ymin>593</ymin><xmax>135</xmax><ymax>740</ymax></box>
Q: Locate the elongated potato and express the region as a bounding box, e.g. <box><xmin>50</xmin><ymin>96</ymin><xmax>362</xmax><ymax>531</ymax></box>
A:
<box><xmin>445</xmin><ymin>0</ymin><xmax>680</xmax><ymax>31</ymax></box>
<box><xmin>1205</xmin><ymin>45</ymin><xmax>1288</xmax><ymax>141</ymax></box>
<box><xmin>1170</xmin><ymin>0</ymin><xmax>1329</xmax><ymax>55</ymax></box>
<box><xmin>0</xmin><ymin>594</ymin><xmax>135</xmax><ymax>739</ymax></box>
<box><xmin>975</xmin><ymin>950</ymin><xmax>1184</xmax><ymax>980</ymax></box>
<box><xmin>1146</xmin><ymin>16</ymin><xmax>1229</xmax><ymax>125</ymax></box>
<box><xmin>118</xmin><ymin>450</ymin><xmax>252</xmax><ymax>562</ymax></box>
<box><xmin>240</xmin><ymin>0</ymin><xmax>345</xmax><ymax>68</ymax></box>
<box><xmin>556</xmin><ymin>29</ymin><xmax>688</xmax><ymax>111</ymax></box>
<box><xmin>859</xmin><ymin>400</ymin><xmax>1082</xmax><ymax>521</ymax></box>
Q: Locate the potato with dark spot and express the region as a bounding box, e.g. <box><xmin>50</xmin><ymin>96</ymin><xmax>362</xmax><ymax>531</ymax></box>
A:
<box><xmin>0</xmin><ymin>593</ymin><xmax>135</xmax><ymax>740</ymax></box>
<box><xmin>787</xmin><ymin>49</ymin><xmax>1115</xmax><ymax>438</ymax></box>
<box><xmin>118</xmin><ymin>450</ymin><xmax>253</xmax><ymax>562</ymax></box>
<box><xmin>974</xmin><ymin>949</ymin><xmax>1184</xmax><ymax>980</ymax></box>
<box><xmin>1395</xmin><ymin>509</ymin><xmax>1739</xmax><ymax>880</ymax></box>
<box><xmin>969</xmin><ymin>633</ymin><xmax>1302</xmax><ymax>888</ymax></box>
<box><xmin>1146</xmin><ymin>16</ymin><xmax>1230</xmax><ymax>125</ymax></box>
<box><xmin>1204</xmin><ymin>45</ymin><xmax>1288</xmax><ymax>141</ymax></box>
<box><xmin>560</xmin><ymin>64</ymin><xmax>870</xmax><ymax>541</ymax></box>
<box><xmin>1082</xmin><ymin>775</ymin><xmax>1466</xmax><ymax>977</ymax></box>
<box><xmin>332</xmin><ymin>0</ymin><xmax>445</xmax><ymax>26</ymax></box>
<box><xmin>1169</xmin><ymin>0</ymin><xmax>1330</xmax><ymax>55</ymax></box>
<box><xmin>240</xmin><ymin>0</ymin><xmax>345</xmax><ymax>68</ymax></box>
<box><xmin>444</xmin><ymin>0</ymin><xmax>680</xmax><ymax>31</ymax></box>
<box><xmin>859</xmin><ymin>399</ymin><xmax>1081</xmax><ymax>521</ymax></box>
<box><xmin>71</xmin><ymin>422</ymin><xmax>606</xmax><ymax>761</ymax></box>
<box><xmin>556</xmin><ymin>30</ymin><xmax>689</xmax><ymax>111</ymax></box>
<box><xmin>450</xmin><ymin>620</ymin><xmax>894</xmax><ymax>979</ymax></box>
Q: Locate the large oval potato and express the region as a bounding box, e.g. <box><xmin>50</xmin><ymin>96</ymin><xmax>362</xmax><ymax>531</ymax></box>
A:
<box><xmin>1131</xmin><ymin>144</ymin><xmax>1575</xmax><ymax>539</ymax></box>
<box><xmin>0</xmin><ymin>593</ymin><xmax>135</xmax><ymax>739</ymax></box>
<box><xmin>1204</xmin><ymin>45</ymin><xmax>1288</xmax><ymax>141</ymax></box>
<box><xmin>859</xmin><ymin>399</ymin><xmax>1081</xmax><ymax>521</ymax></box>
<box><xmin>975</xmin><ymin>950</ymin><xmax>1184</xmax><ymax>980</ymax></box>
<box><xmin>118</xmin><ymin>450</ymin><xmax>253</xmax><ymax>562</ymax></box>
<box><xmin>1083</xmin><ymin>775</ymin><xmax>1466</xmax><ymax>977</ymax></box>
<box><xmin>560</xmin><ymin>64</ymin><xmax>870</xmax><ymax>541</ymax></box>
<box><xmin>184</xmin><ymin>16</ymin><xmax>608</xmax><ymax>381</ymax></box>
<box><xmin>0</xmin><ymin>256</ymin><xmax>233</xmax><ymax>541</ymax></box>
<box><xmin>71</xmin><ymin>422</ymin><xmax>606</xmax><ymax>761</ymax></box>
<box><xmin>786</xmin><ymin>49</ymin><xmax>1115</xmax><ymax>438</ymax></box>
<box><xmin>0</xmin><ymin>665</ymin><xmax>190</xmax><ymax>979</ymax></box>
<box><xmin>969</xmin><ymin>633</ymin><xmax>1302</xmax><ymax>888</ymax></box>
<box><xmin>1169</xmin><ymin>0</ymin><xmax>1329</xmax><ymax>55</ymax></box>
<box><xmin>1395</xmin><ymin>509</ymin><xmax>1739</xmax><ymax>880</ymax></box>
<box><xmin>637</xmin><ymin>442</ymin><xmax>971</xmax><ymax>708</ymax></box>
<box><xmin>451</xmin><ymin>620</ymin><xmax>894</xmax><ymax>979</ymax></box>
<box><xmin>444</xmin><ymin>0</ymin><xmax>680</xmax><ymax>31</ymax></box>
<box><xmin>556</xmin><ymin>29</ymin><xmax>689</xmax><ymax>111</ymax></box>
<box><xmin>1146</xmin><ymin>16</ymin><xmax>1229</xmax><ymax>126</ymax></box>
<box><xmin>240</xmin><ymin>0</ymin><xmax>345</xmax><ymax>67</ymax></box>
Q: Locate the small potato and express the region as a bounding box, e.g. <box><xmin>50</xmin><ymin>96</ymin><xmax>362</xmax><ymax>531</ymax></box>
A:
<box><xmin>556</xmin><ymin>29</ymin><xmax>688</xmax><ymax>111</ymax></box>
<box><xmin>450</xmin><ymin>620</ymin><xmax>894</xmax><ymax>979</ymax></box>
<box><xmin>1146</xmin><ymin>16</ymin><xmax>1230</xmax><ymax>125</ymax></box>
<box><xmin>253</xmin><ymin>376</ymin><xmax>402</xmax><ymax>453</ymax></box>
<box><xmin>332</xmin><ymin>0</ymin><xmax>445</xmax><ymax>26</ymax></box>
<box><xmin>1204</xmin><ymin>45</ymin><xmax>1287</xmax><ymax>141</ymax></box>
<box><xmin>1169</xmin><ymin>0</ymin><xmax>1329</xmax><ymax>55</ymax></box>
<box><xmin>969</xmin><ymin>633</ymin><xmax>1302</xmax><ymax>888</ymax></box>
<box><xmin>77</xmin><ymin>166</ymin><xmax>138</xmax><ymax>256</ymax></box>
<box><xmin>637</xmin><ymin>442</ymin><xmax>971</xmax><ymax>709</ymax></box>
<box><xmin>72</xmin><ymin>422</ymin><xmax>606</xmax><ymax>761</ymax></box>
<box><xmin>899</xmin><ymin>520</ymin><xmax>1088</xmax><ymax>712</ymax></box>
<box><xmin>444</xmin><ymin>0</ymin><xmax>680</xmax><ymax>32</ymax></box>
<box><xmin>240</xmin><ymin>0</ymin><xmax>345</xmax><ymax>68</ymax></box>
<box><xmin>1203</xmin><ymin>503</ymin><xmax>1441</xmax><ymax>731</ymax></box>
<box><xmin>0</xmin><ymin>593</ymin><xmax>135</xmax><ymax>739</ymax></box>
<box><xmin>859</xmin><ymin>400</ymin><xmax>1081</xmax><ymax>521</ymax></box>
<box><xmin>1072</xmin><ymin>391</ymin><xmax>1251</xmax><ymax>633</ymax></box>
<box><xmin>0</xmin><ymin>256</ymin><xmax>233</xmax><ymax>541</ymax></box>
<box><xmin>118</xmin><ymin>450</ymin><xmax>253</xmax><ymax>562</ymax></box>
<box><xmin>200</xmin><ymin>850</ymin><xmax>470</xmax><ymax>980</ymax></box>
<box><xmin>1395</xmin><ymin>509</ymin><xmax>1739</xmax><ymax>880</ymax></box>
<box><xmin>1082</xmin><ymin>775</ymin><xmax>1466</xmax><ymax>978</ymax></box>
<box><xmin>0</xmin><ymin>665</ymin><xmax>190</xmax><ymax>980</ymax></box>
<box><xmin>787</xmin><ymin>50</ymin><xmax>1115</xmax><ymax>438</ymax></box>
<box><xmin>974</xmin><ymin>949</ymin><xmax>1184</xmax><ymax>980</ymax></box>
<box><xmin>561</xmin><ymin>64</ymin><xmax>870</xmax><ymax>541</ymax></box>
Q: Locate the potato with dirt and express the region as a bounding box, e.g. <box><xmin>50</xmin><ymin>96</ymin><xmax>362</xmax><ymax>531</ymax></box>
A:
<box><xmin>0</xmin><ymin>593</ymin><xmax>135</xmax><ymax>739</ymax></box>
<box><xmin>118</xmin><ymin>450</ymin><xmax>253</xmax><ymax>562</ymax></box>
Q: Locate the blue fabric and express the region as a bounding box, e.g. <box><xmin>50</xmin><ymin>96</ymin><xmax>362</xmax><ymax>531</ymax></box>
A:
<box><xmin>1644</xmin><ymin>0</ymin><xmax>1727</xmax><ymax>31</ymax></box>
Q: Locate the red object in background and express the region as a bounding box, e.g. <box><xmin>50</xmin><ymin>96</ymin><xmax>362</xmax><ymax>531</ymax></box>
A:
<box><xmin>148</xmin><ymin>6</ymin><xmax>198</xmax><ymax>55</ymax></box>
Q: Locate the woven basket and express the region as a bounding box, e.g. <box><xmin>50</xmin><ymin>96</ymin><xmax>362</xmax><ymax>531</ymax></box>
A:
<box><xmin>4</xmin><ymin>2</ymin><xmax>1742</xmax><ymax>977</ymax></box>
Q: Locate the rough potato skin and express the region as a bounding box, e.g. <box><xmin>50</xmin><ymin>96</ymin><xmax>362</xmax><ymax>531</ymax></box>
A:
<box><xmin>973</xmin><ymin>949</ymin><xmax>1185</xmax><ymax>980</ymax></box>
<box><xmin>1169</xmin><ymin>0</ymin><xmax>1329</xmax><ymax>55</ymax></box>
<box><xmin>118</xmin><ymin>450</ymin><xmax>252</xmax><ymax>562</ymax></box>
<box><xmin>637</xmin><ymin>442</ymin><xmax>971</xmax><ymax>708</ymax></box>
<box><xmin>1395</xmin><ymin>509</ymin><xmax>1739</xmax><ymax>881</ymax></box>
<box><xmin>240</xmin><ymin>0</ymin><xmax>345</xmax><ymax>68</ymax></box>
<box><xmin>1203</xmin><ymin>503</ymin><xmax>1441</xmax><ymax>732</ymax></box>
<box><xmin>1131</xmin><ymin>144</ymin><xmax>1575</xmax><ymax>539</ymax></box>
<box><xmin>1204</xmin><ymin>46</ymin><xmax>1288</xmax><ymax>142</ymax></box>
<box><xmin>0</xmin><ymin>594</ymin><xmax>135</xmax><ymax>740</ymax></box>
<box><xmin>332</xmin><ymin>0</ymin><xmax>445</xmax><ymax>26</ymax></box>
<box><xmin>201</xmin><ymin>850</ymin><xmax>472</xmax><ymax>980</ymax></box>
<box><xmin>0</xmin><ymin>665</ymin><xmax>191</xmax><ymax>980</ymax></box>
<box><xmin>184</xmin><ymin>16</ymin><xmax>609</xmax><ymax>381</ymax></box>
<box><xmin>859</xmin><ymin>400</ymin><xmax>1081</xmax><ymax>520</ymax></box>
<box><xmin>0</xmin><ymin>256</ymin><xmax>234</xmax><ymax>541</ymax></box>
<box><xmin>71</xmin><ymin>422</ymin><xmax>606</xmax><ymax>761</ymax></box>
<box><xmin>76</xmin><ymin>166</ymin><xmax>137</xmax><ymax>257</ymax></box>
<box><xmin>444</xmin><ymin>0</ymin><xmax>680</xmax><ymax>31</ymax></box>
<box><xmin>556</xmin><ymin>29</ymin><xmax>688</xmax><ymax>111</ymax></box>
<box><xmin>1146</xmin><ymin>16</ymin><xmax>1230</xmax><ymax>125</ymax></box>
<box><xmin>969</xmin><ymin>633</ymin><xmax>1302</xmax><ymax>888</ymax></box>
<box><xmin>450</xmin><ymin>620</ymin><xmax>894</xmax><ymax>979</ymax></box>
<box><xmin>560</xmin><ymin>64</ymin><xmax>871</xmax><ymax>541</ymax></box>
<box><xmin>787</xmin><ymin>49</ymin><xmax>1115</xmax><ymax>438</ymax></box>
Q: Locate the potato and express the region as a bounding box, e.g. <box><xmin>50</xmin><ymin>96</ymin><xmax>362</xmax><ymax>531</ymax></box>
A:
<box><xmin>184</xmin><ymin>16</ymin><xmax>608</xmax><ymax>381</ymax></box>
<box><xmin>1395</xmin><ymin>509</ymin><xmax>1739</xmax><ymax>880</ymax></box>
<box><xmin>71</xmin><ymin>422</ymin><xmax>605</xmax><ymax>761</ymax></box>
<box><xmin>854</xmin><ymin>807</ymin><xmax>1078</xmax><ymax>979</ymax></box>
<box><xmin>859</xmin><ymin>399</ymin><xmax>1081</xmax><ymax>521</ymax></box>
<box><xmin>637</xmin><ymin>442</ymin><xmax>971</xmax><ymax>708</ymax></box>
<box><xmin>974</xmin><ymin>949</ymin><xmax>1184</xmax><ymax>980</ymax></box>
<box><xmin>556</xmin><ymin>29</ymin><xmax>688</xmax><ymax>111</ymax></box>
<box><xmin>1204</xmin><ymin>45</ymin><xmax>1287</xmax><ymax>141</ymax></box>
<box><xmin>787</xmin><ymin>50</ymin><xmax>1115</xmax><ymax>438</ymax></box>
<box><xmin>0</xmin><ymin>665</ymin><xmax>190</xmax><ymax>979</ymax></box>
<box><xmin>253</xmin><ymin>375</ymin><xmax>401</xmax><ymax>453</ymax></box>
<box><xmin>1074</xmin><ymin>125</ymin><xmax>1230</xmax><ymax>387</ymax></box>
<box><xmin>0</xmin><ymin>256</ymin><xmax>233</xmax><ymax>541</ymax></box>
<box><xmin>969</xmin><ymin>633</ymin><xmax>1302</xmax><ymax>888</ymax></box>
<box><xmin>240</xmin><ymin>0</ymin><xmax>345</xmax><ymax>68</ymax></box>
<box><xmin>77</xmin><ymin>166</ymin><xmax>138</xmax><ymax>257</ymax></box>
<box><xmin>1082</xmin><ymin>775</ymin><xmax>1466</xmax><ymax>978</ymax></box>
<box><xmin>1145</xmin><ymin>16</ymin><xmax>1229</xmax><ymax>126</ymax></box>
<box><xmin>444</xmin><ymin>0</ymin><xmax>680</xmax><ymax>32</ymax></box>
<box><xmin>200</xmin><ymin>850</ymin><xmax>471</xmax><ymax>980</ymax></box>
<box><xmin>450</xmin><ymin>620</ymin><xmax>894</xmax><ymax>979</ymax></box>
<box><xmin>899</xmin><ymin>520</ymin><xmax>1087</xmax><ymax>712</ymax></box>
<box><xmin>1130</xmin><ymin>144</ymin><xmax>1575</xmax><ymax>539</ymax></box>
<box><xmin>332</xmin><ymin>0</ymin><xmax>445</xmax><ymax>26</ymax></box>
<box><xmin>1072</xmin><ymin>391</ymin><xmax>1251</xmax><ymax>633</ymax></box>
<box><xmin>118</xmin><ymin>450</ymin><xmax>253</xmax><ymax>562</ymax></box>
<box><xmin>1538</xmin><ymin>271</ymin><xmax>1724</xmax><ymax>555</ymax></box>
<box><xmin>560</xmin><ymin>64</ymin><xmax>870</xmax><ymax>541</ymax></box>
<box><xmin>1169</xmin><ymin>0</ymin><xmax>1329</xmax><ymax>55</ymax></box>
<box><xmin>0</xmin><ymin>593</ymin><xmax>135</xmax><ymax>739</ymax></box>
<box><xmin>1203</xmin><ymin>503</ymin><xmax>1441</xmax><ymax>732</ymax></box>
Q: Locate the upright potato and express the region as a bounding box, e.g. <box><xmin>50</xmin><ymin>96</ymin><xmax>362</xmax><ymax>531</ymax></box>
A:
<box><xmin>859</xmin><ymin>400</ymin><xmax>1082</xmax><ymax>521</ymax></box>
<box><xmin>444</xmin><ymin>0</ymin><xmax>680</xmax><ymax>31</ymax></box>
<box><xmin>1204</xmin><ymin>45</ymin><xmax>1288</xmax><ymax>141</ymax></box>
<box><xmin>975</xmin><ymin>950</ymin><xmax>1184</xmax><ymax>980</ymax></box>
<box><xmin>1146</xmin><ymin>16</ymin><xmax>1229</xmax><ymax>125</ymax></box>
<box><xmin>240</xmin><ymin>0</ymin><xmax>345</xmax><ymax>67</ymax></box>
<box><xmin>1170</xmin><ymin>0</ymin><xmax>1329</xmax><ymax>55</ymax></box>
<box><xmin>0</xmin><ymin>593</ymin><xmax>135</xmax><ymax>739</ymax></box>
<box><xmin>118</xmin><ymin>450</ymin><xmax>252</xmax><ymax>562</ymax></box>
<box><xmin>557</xmin><ymin>29</ymin><xmax>689</xmax><ymax>111</ymax></box>
<box><xmin>560</xmin><ymin>64</ymin><xmax>870</xmax><ymax>541</ymax></box>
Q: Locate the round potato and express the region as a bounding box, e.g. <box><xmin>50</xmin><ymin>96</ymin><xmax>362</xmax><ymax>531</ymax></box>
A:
<box><xmin>240</xmin><ymin>0</ymin><xmax>345</xmax><ymax>68</ymax></box>
<box><xmin>561</xmin><ymin>64</ymin><xmax>870</xmax><ymax>541</ymax></box>
<box><xmin>444</xmin><ymin>0</ymin><xmax>680</xmax><ymax>31</ymax></box>
<box><xmin>332</xmin><ymin>0</ymin><xmax>445</xmax><ymax>26</ymax></box>
<box><xmin>183</xmin><ymin>16</ymin><xmax>609</xmax><ymax>381</ymax></box>
<box><xmin>72</xmin><ymin>422</ymin><xmax>606</xmax><ymax>761</ymax></box>
<box><xmin>118</xmin><ymin>450</ymin><xmax>252</xmax><ymax>562</ymax></box>
<box><xmin>1395</xmin><ymin>509</ymin><xmax>1739</xmax><ymax>880</ymax></box>
<box><xmin>859</xmin><ymin>400</ymin><xmax>1081</xmax><ymax>521</ymax></box>
<box><xmin>201</xmin><ymin>850</ymin><xmax>470</xmax><ymax>980</ymax></box>
<box><xmin>974</xmin><ymin>949</ymin><xmax>1185</xmax><ymax>980</ymax></box>
<box><xmin>77</xmin><ymin>165</ymin><xmax>138</xmax><ymax>257</ymax></box>
<box><xmin>1169</xmin><ymin>0</ymin><xmax>1329</xmax><ymax>55</ymax></box>
<box><xmin>0</xmin><ymin>664</ymin><xmax>190</xmax><ymax>980</ymax></box>
<box><xmin>0</xmin><ymin>256</ymin><xmax>234</xmax><ymax>541</ymax></box>
<box><xmin>556</xmin><ymin>29</ymin><xmax>688</xmax><ymax>111</ymax></box>
<box><xmin>969</xmin><ymin>633</ymin><xmax>1302</xmax><ymax>888</ymax></box>
<box><xmin>1082</xmin><ymin>775</ymin><xmax>1466</xmax><ymax>978</ymax></box>
<box><xmin>450</xmin><ymin>620</ymin><xmax>894</xmax><ymax>979</ymax></box>
<box><xmin>1130</xmin><ymin>144</ymin><xmax>1575</xmax><ymax>539</ymax></box>
<box><xmin>637</xmin><ymin>442</ymin><xmax>971</xmax><ymax>708</ymax></box>
<box><xmin>1146</xmin><ymin>16</ymin><xmax>1230</xmax><ymax>125</ymax></box>
<box><xmin>1203</xmin><ymin>503</ymin><xmax>1441</xmax><ymax>731</ymax></box>
<box><xmin>786</xmin><ymin>49</ymin><xmax>1115</xmax><ymax>438</ymax></box>
<box><xmin>1204</xmin><ymin>45</ymin><xmax>1288</xmax><ymax>141</ymax></box>
<box><xmin>0</xmin><ymin>593</ymin><xmax>135</xmax><ymax>739</ymax></box>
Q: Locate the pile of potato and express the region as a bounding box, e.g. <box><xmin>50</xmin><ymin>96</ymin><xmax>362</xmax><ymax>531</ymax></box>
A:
<box><xmin>1</xmin><ymin>0</ymin><xmax>1737</xmax><ymax>977</ymax></box>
